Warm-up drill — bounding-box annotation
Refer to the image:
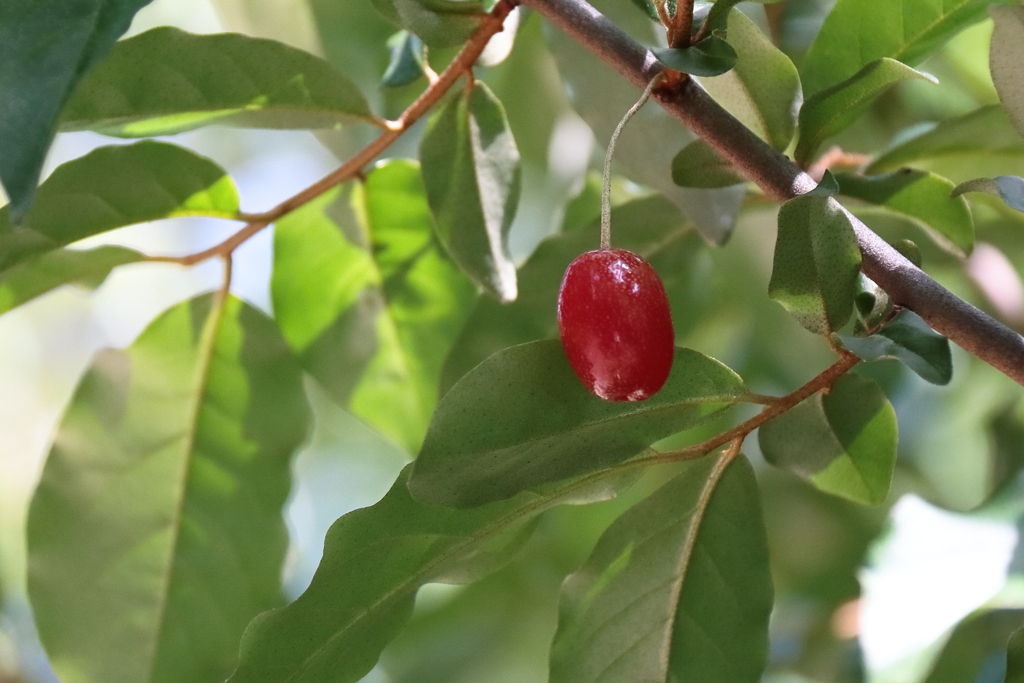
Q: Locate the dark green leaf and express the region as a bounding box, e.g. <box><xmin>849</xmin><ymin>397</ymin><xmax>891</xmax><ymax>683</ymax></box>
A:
<box><xmin>409</xmin><ymin>339</ymin><xmax>745</xmax><ymax>508</ymax></box>
<box><xmin>841</xmin><ymin>311</ymin><xmax>953</xmax><ymax>385</ymax></box>
<box><xmin>837</xmin><ymin>169</ymin><xmax>974</xmax><ymax>256</ymax></box>
<box><xmin>868</xmin><ymin>106</ymin><xmax>1024</xmax><ymax>175</ymax></box>
<box><xmin>61</xmin><ymin>27</ymin><xmax>374</xmax><ymax>138</ymax></box>
<box><xmin>382</xmin><ymin>30</ymin><xmax>426</xmax><ymax>87</ymax></box>
<box><xmin>652</xmin><ymin>36</ymin><xmax>738</xmax><ymax>77</ymax></box>
<box><xmin>228</xmin><ymin>464</ymin><xmax>638</xmax><ymax>683</ymax></box>
<box><xmin>1007</xmin><ymin>625</ymin><xmax>1024</xmax><ymax>683</ymax></box>
<box><xmin>796</xmin><ymin>58</ymin><xmax>937</xmax><ymax>166</ymax></box>
<box><xmin>811</xmin><ymin>169</ymin><xmax>841</xmax><ymax>196</ymax></box>
<box><xmin>953</xmin><ymin>176</ymin><xmax>1024</xmax><ymax>213</ymax></box>
<box><xmin>420</xmin><ymin>82</ymin><xmax>520</xmax><ymax>302</ymax></box>
<box><xmin>0</xmin><ymin>0</ymin><xmax>154</xmax><ymax>220</ymax></box>
<box><xmin>371</xmin><ymin>0</ymin><xmax>484</xmax><ymax>47</ymax></box>
<box><xmin>27</xmin><ymin>293</ymin><xmax>310</xmax><ymax>683</ymax></box>
<box><xmin>920</xmin><ymin>609</ymin><xmax>1024</xmax><ymax>683</ymax></box>
<box><xmin>0</xmin><ymin>246</ymin><xmax>141</xmax><ymax>316</ymax></box>
<box><xmin>853</xmin><ymin>273</ymin><xmax>893</xmax><ymax>331</ymax></box>
<box><xmin>800</xmin><ymin>0</ymin><xmax>1014</xmax><ymax>96</ymax></box>
<box><xmin>672</xmin><ymin>139</ymin><xmax>745</xmax><ymax>188</ymax></box>
<box><xmin>697</xmin><ymin>8</ymin><xmax>801</xmax><ymax>150</ymax></box>
<box><xmin>991</xmin><ymin>6</ymin><xmax>1024</xmax><ymax>141</ymax></box>
<box><xmin>758</xmin><ymin>373</ymin><xmax>898</xmax><ymax>505</ymax></box>
<box><xmin>769</xmin><ymin>194</ymin><xmax>862</xmax><ymax>336</ymax></box>
<box><xmin>0</xmin><ymin>141</ymin><xmax>239</xmax><ymax>274</ymax></box>
<box><xmin>271</xmin><ymin>160</ymin><xmax>476</xmax><ymax>452</ymax></box>
<box><xmin>550</xmin><ymin>455</ymin><xmax>773</xmax><ymax>683</ymax></box>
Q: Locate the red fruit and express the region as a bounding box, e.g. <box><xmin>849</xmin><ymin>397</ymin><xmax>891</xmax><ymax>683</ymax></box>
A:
<box><xmin>557</xmin><ymin>248</ymin><xmax>675</xmax><ymax>401</ymax></box>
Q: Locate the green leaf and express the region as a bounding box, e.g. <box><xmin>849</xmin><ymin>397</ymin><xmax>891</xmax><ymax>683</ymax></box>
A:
<box><xmin>868</xmin><ymin>105</ymin><xmax>1024</xmax><ymax>175</ymax></box>
<box><xmin>0</xmin><ymin>141</ymin><xmax>239</xmax><ymax>274</ymax></box>
<box><xmin>228</xmin><ymin>463</ymin><xmax>638</xmax><ymax>683</ymax></box>
<box><xmin>0</xmin><ymin>246</ymin><xmax>142</xmax><ymax>316</ymax></box>
<box><xmin>954</xmin><ymin>175</ymin><xmax>1024</xmax><ymax>213</ymax></box>
<box><xmin>1007</xmin><ymin>625</ymin><xmax>1024</xmax><ymax>683</ymax></box>
<box><xmin>0</xmin><ymin>0</ymin><xmax>154</xmax><ymax>220</ymax></box>
<box><xmin>919</xmin><ymin>609</ymin><xmax>1024</xmax><ymax>683</ymax></box>
<box><xmin>420</xmin><ymin>82</ymin><xmax>520</xmax><ymax>302</ymax></box>
<box><xmin>769</xmin><ymin>194</ymin><xmax>862</xmax><ymax>336</ymax></box>
<box><xmin>758</xmin><ymin>373</ymin><xmax>898</xmax><ymax>505</ymax></box>
<box><xmin>990</xmin><ymin>6</ymin><xmax>1024</xmax><ymax>141</ymax></box>
<box><xmin>382</xmin><ymin>30</ymin><xmax>426</xmax><ymax>87</ymax></box>
<box><xmin>550</xmin><ymin>455</ymin><xmax>773</xmax><ymax>683</ymax></box>
<box><xmin>271</xmin><ymin>160</ymin><xmax>476</xmax><ymax>452</ymax></box>
<box><xmin>371</xmin><ymin>0</ymin><xmax>484</xmax><ymax>47</ymax></box>
<box><xmin>672</xmin><ymin>139</ymin><xmax>745</xmax><ymax>188</ymax></box>
<box><xmin>60</xmin><ymin>27</ymin><xmax>374</xmax><ymax>138</ymax></box>
<box><xmin>701</xmin><ymin>0</ymin><xmax>786</xmax><ymax>38</ymax></box>
<box><xmin>409</xmin><ymin>339</ymin><xmax>746</xmax><ymax>508</ymax></box>
<box><xmin>27</xmin><ymin>293</ymin><xmax>310</xmax><ymax>683</ymax></box>
<box><xmin>841</xmin><ymin>311</ymin><xmax>953</xmax><ymax>386</ymax></box>
<box><xmin>837</xmin><ymin>169</ymin><xmax>974</xmax><ymax>256</ymax></box>
<box><xmin>795</xmin><ymin>58</ymin><xmax>937</xmax><ymax>166</ymax></box>
<box><xmin>697</xmin><ymin>9</ymin><xmax>801</xmax><ymax>150</ymax></box>
<box><xmin>652</xmin><ymin>36</ymin><xmax>738</xmax><ymax>77</ymax></box>
<box><xmin>800</xmin><ymin>0</ymin><xmax>1014</xmax><ymax>97</ymax></box>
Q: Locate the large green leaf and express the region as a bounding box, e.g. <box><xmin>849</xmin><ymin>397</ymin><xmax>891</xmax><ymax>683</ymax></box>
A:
<box><xmin>697</xmin><ymin>9</ymin><xmax>801</xmax><ymax>151</ymax></box>
<box><xmin>27</xmin><ymin>293</ymin><xmax>310</xmax><ymax>683</ymax></box>
<box><xmin>837</xmin><ymin>169</ymin><xmax>974</xmax><ymax>256</ymax></box>
<box><xmin>759</xmin><ymin>373</ymin><xmax>897</xmax><ymax>505</ymax></box>
<box><xmin>271</xmin><ymin>160</ymin><xmax>476</xmax><ymax>452</ymax></box>
<box><xmin>842</xmin><ymin>311</ymin><xmax>953</xmax><ymax>386</ymax></box>
<box><xmin>550</xmin><ymin>455</ymin><xmax>773</xmax><ymax>683</ymax></box>
<box><xmin>420</xmin><ymin>82</ymin><xmax>520</xmax><ymax>302</ymax></box>
<box><xmin>0</xmin><ymin>246</ymin><xmax>142</xmax><ymax>316</ymax></box>
<box><xmin>60</xmin><ymin>27</ymin><xmax>374</xmax><ymax>138</ymax></box>
<box><xmin>409</xmin><ymin>340</ymin><xmax>746</xmax><ymax>508</ymax></box>
<box><xmin>795</xmin><ymin>58</ymin><xmax>937</xmax><ymax>166</ymax></box>
<box><xmin>0</xmin><ymin>0</ymin><xmax>154</xmax><ymax>220</ymax></box>
<box><xmin>228</xmin><ymin>463</ymin><xmax>638</xmax><ymax>683</ymax></box>
<box><xmin>800</xmin><ymin>0</ymin><xmax>1014</xmax><ymax>97</ymax></box>
<box><xmin>0</xmin><ymin>141</ymin><xmax>239</xmax><ymax>275</ymax></box>
<box><xmin>990</xmin><ymin>6</ymin><xmax>1024</xmax><ymax>141</ymax></box>
<box><xmin>371</xmin><ymin>0</ymin><xmax>484</xmax><ymax>47</ymax></box>
<box><xmin>769</xmin><ymin>194</ymin><xmax>862</xmax><ymax>336</ymax></box>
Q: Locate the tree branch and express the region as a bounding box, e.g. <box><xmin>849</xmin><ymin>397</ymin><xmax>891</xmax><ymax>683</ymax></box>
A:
<box><xmin>522</xmin><ymin>0</ymin><xmax>1024</xmax><ymax>386</ymax></box>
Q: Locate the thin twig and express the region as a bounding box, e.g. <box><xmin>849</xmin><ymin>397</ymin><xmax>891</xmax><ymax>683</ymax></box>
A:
<box><xmin>671</xmin><ymin>0</ymin><xmax>695</xmax><ymax>48</ymax></box>
<box><xmin>146</xmin><ymin>0</ymin><xmax>515</xmax><ymax>267</ymax></box>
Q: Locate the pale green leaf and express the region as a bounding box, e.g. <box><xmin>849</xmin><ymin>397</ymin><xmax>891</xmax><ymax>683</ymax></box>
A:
<box><xmin>671</xmin><ymin>139</ymin><xmax>745</xmax><ymax>188</ymax></box>
<box><xmin>758</xmin><ymin>373</ymin><xmax>897</xmax><ymax>505</ymax></box>
<box><xmin>371</xmin><ymin>0</ymin><xmax>484</xmax><ymax>47</ymax></box>
<box><xmin>550</xmin><ymin>455</ymin><xmax>773</xmax><ymax>683</ymax></box>
<box><xmin>61</xmin><ymin>27</ymin><xmax>374</xmax><ymax>137</ymax></box>
<box><xmin>27</xmin><ymin>293</ymin><xmax>310</xmax><ymax>683</ymax></box>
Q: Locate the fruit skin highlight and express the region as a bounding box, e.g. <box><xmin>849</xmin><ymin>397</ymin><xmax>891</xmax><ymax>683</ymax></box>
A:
<box><xmin>557</xmin><ymin>248</ymin><xmax>675</xmax><ymax>401</ymax></box>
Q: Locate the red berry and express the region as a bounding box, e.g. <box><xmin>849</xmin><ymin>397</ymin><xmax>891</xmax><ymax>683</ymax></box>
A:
<box><xmin>557</xmin><ymin>249</ymin><xmax>675</xmax><ymax>401</ymax></box>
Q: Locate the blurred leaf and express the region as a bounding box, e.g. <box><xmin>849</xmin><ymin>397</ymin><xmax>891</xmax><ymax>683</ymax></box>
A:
<box><xmin>842</xmin><ymin>311</ymin><xmax>953</xmax><ymax>385</ymax></box>
<box><xmin>0</xmin><ymin>141</ymin><xmax>239</xmax><ymax>274</ymax></box>
<box><xmin>420</xmin><ymin>82</ymin><xmax>520</xmax><ymax>302</ymax></box>
<box><xmin>759</xmin><ymin>373</ymin><xmax>897</xmax><ymax>505</ymax></box>
<box><xmin>868</xmin><ymin>105</ymin><xmax>1024</xmax><ymax>174</ymax></box>
<box><xmin>800</xmin><ymin>0</ymin><xmax>1013</xmax><ymax>97</ymax></box>
<box><xmin>672</xmin><ymin>139</ymin><xmax>745</xmax><ymax>188</ymax></box>
<box><xmin>920</xmin><ymin>609</ymin><xmax>1024</xmax><ymax>683</ymax></box>
<box><xmin>0</xmin><ymin>246</ymin><xmax>141</xmax><ymax>316</ymax></box>
<box><xmin>371</xmin><ymin>0</ymin><xmax>483</xmax><ymax>47</ymax></box>
<box><xmin>228</xmin><ymin>463</ymin><xmax>638</xmax><ymax>683</ymax></box>
<box><xmin>701</xmin><ymin>0</ymin><xmax>787</xmax><ymax>37</ymax></box>
<box><xmin>627</xmin><ymin>0</ymin><xmax>660</xmax><ymax>22</ymax></box>
<box><xmin>27</xmin><ymin>293</ymin><xmax>310</xmax><ymax>683</ymax></box>
<box><xmin>698</xmin><ymin>9</ymin><xmax>801</xmax><ymax>150</ymax></box>
<box><xmin>954</xmin><ymin>175</ymin><xmax>1024</xmax><ymax>213</ymax></box>
<box><xmin>769</xmin><ymin>194</ymin><xmax>862</xmax><ymax>336</ymax></box>
<box><xmin>795</xmin><ymin>58</ymin><xmax>937</xmax><ymax>166</ymax></box>
<box><xmin>409</xmin><ymin>340</ymin><xmax>745</xmax><ymax>508</ymax></box>
<box><xmin>837</xmin><ymin>169</ymin><xmax>974</xmax><ymax>256</ymax></box>
<box><xmin>1007</xmin><ymin>625</ymin><xmax>1024</xmax><ymax>683</ymax></box>
<box><xmin>272</xmin><ymin>160</ymin><xmax>476</xmax><ymax>452</ymax></box>
<box><xmin>550</xmin><ymin>455</ymin><xmax>773</xmax><ymax>683</ymax></box>
<box><xmin>61</xmin><ymin>27</ymin><xmax>374</xmax><ymax>137</ymax></box>
<box><xmin>991</xmin><ymin>6</ymin><xmax>1024</xmax><ymax>141</ymax></box>
<box><xmin>0</xmin><ymin>0</ymin><xmax>154</xmax><ymax>221</ymax></box>
<box><xmin>382</xmin><ymin>30</ymin><xmax>426</xmax><ymax>87</ymax></box>
<box><xmin>652</xmin><ymin>36</ymin><xmax>738</xmax><ymax>77</ymax></box>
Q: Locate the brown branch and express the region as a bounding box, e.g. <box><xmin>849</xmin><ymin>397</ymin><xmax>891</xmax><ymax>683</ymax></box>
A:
<box><xmin>146</xmin><ymin>0</ymin><xmax>516</xmax><ymax>267</ymax></box>
<box><xmin>522</xmin><ymin>0</ymin><xmax>1024</xmax><ymax>387</ymax></box>
<box><xmin>670</xmin><ymin>0</ymin><xmax>695</xmax><ymax>48</ymax></box>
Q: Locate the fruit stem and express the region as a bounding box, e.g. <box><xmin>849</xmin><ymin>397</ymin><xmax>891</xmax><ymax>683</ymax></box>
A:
<box><xmin>600</xmin><ymin>74</ymin><xmax>662</xmax><ymax>249</ymax></box>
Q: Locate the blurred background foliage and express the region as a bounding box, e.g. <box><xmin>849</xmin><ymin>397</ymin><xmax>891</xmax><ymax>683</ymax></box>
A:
<box><xmin>1</xmin><ymin>0</ymin><xmax>1024</xmax><ymax>682</ymax></box>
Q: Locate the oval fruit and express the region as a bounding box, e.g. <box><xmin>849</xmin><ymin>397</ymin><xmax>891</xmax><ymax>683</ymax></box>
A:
<box><xmin>557</xmin><ymin>248</ymin><xmax>675</xmax><ymax>401</ymax></box>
